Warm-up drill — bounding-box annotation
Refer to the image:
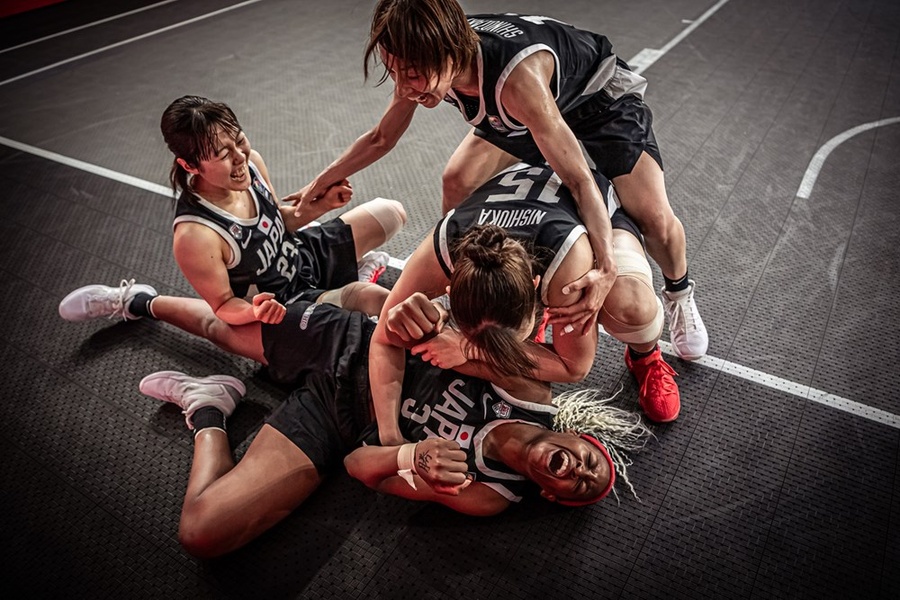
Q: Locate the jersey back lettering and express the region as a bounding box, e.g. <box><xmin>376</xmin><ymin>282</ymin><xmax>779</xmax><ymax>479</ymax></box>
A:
<box><xmin>434</xmin><ymin>164</ymin><xmax>614</xmax><ymax>302</ymax></box>
<box><xmin>444</xmin><ymin>14</ymin><xmax>647</xmax><ymax>137</ymax></box>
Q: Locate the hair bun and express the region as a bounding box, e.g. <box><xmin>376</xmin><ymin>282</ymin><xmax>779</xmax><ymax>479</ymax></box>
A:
<box><xmin>461</xmin><ymin>224</ymin><xmax>506</xmax><ymax>268</ymax></box>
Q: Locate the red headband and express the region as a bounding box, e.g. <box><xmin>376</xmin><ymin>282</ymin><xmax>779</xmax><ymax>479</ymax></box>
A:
<box><xmin>556</xmin><ymin>434</ymin><xmax>616</xmax><ymax>507</ymax></box>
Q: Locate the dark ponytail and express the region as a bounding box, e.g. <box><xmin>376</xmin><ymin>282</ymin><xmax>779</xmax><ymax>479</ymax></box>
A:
<box><xmin>451</xmin><ymin>225</ymin><xmax>541</xmax><ymax>378</ymax></box>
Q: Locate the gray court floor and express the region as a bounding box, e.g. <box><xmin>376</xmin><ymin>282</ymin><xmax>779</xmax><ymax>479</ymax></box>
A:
<box><xmin>0</xmin><ymin>0</ymin><xmax>898</xmax><ymax>598</ymax></box>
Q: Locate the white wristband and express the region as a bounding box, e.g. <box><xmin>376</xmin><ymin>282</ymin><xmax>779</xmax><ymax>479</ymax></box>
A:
<box><xmin>396</xmin><ymin>442</ymin><xmax>418</xmax><ymax>490</ymax></box>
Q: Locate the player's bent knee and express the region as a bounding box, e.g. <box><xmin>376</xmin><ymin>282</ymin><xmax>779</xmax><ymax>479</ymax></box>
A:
<box><xmin>341</xmin><ymin>282</ymin><xmax>388</xmax><ymax>316</ymax></box>
<box><xmin>602</xmin><ymin>244</ymin><xmax>663</xmax><ymax>345</ymax></box>
<box><xmin>202</xmin><ymin>314</ymin><xmax>230</xmax><ymax>346</ymax></box>
<box><xmin>315</xmin><ymin>288</ymin><xmax>344</xmax><ymax>308</ymax></box>
<box><xmin>360</xmin><ymin>198</ymin><xmax>407</xmax><ymax>241</ymax></box>
<box><xmin>601</xmin><ymin>296</ymin><xmax>663</xmax><ymax>346</ymax></box>
<box><xmin>442</xmin><ymin>169</ymin><xmax>470</xmax><ymax>209</ymax></box>
<box><xmin>613</xmin><ymin>245</ymin><xmax>654</xmax><ymax>289</ymax></box>
<box><xmin>641</xmin><ymin>209</ymin><xmax>681</xmax><ymax>247</ymax></box>
<box><xmin>178</xmin><ymin>512</ymin><xmax>229</xmax><ymax>559</ymax></box>
<box><xmin>317</xmin><ymin>282</ymin><xmax>387</xmax><ymax>317</ymax></box>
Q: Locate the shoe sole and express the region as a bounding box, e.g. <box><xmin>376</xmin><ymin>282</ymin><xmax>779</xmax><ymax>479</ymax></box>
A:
<box><xmin>139</xmin><ymin>370</ymin><xmax>246</xmax><ymax>399</ymax></box>
<box><xmin>673</xmin><ymin>349</ymin><xmax>704</xmax><ymax>361</ymax></box>
<box><xmin>641</xmin><ymin>404</ymin><xmax>680</xmax><ymax>423</ymax></box>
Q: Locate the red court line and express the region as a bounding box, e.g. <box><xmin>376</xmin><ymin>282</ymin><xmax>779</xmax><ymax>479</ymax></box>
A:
<box><xmin>0</xmin><ymin>0</ymin><xmax>66</xmax><ymax>18</ymax></box>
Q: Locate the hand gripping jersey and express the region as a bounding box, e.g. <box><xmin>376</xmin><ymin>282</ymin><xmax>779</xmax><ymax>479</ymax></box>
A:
<box><xmin>398</xmin><ymin>356</ymin><xmax>557</xmax><ymax>502</ymax></box>
<box><xmin>433</xmin><ymin>163</ymin><xmax>616</xmax><ymax>305</ymax></box>
<box><xmin>444</xmin><ymin>14</ymin><xmax>648</xmax><ymax>138</ymax></box>
<box><xmin>268</xmin><ymin>309</ymin><xmax>557</xmax><ymax>503</ymax></box>
<box><xmin>173</xmin><ymin>161</ymin><xmax>303</xmax><ymax>301</ymax></box>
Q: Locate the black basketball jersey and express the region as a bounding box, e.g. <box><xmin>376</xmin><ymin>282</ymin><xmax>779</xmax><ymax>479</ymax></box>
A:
<box><xmin>282</xmin><ymin>310</ymin><xmax>554</xmax><ymax>503</ymax></box>
<box><xmin>444</xmin><ymin>14</ymin><xmax>647</xmax><ymax>137</ymax></box>
<box><xmin>399</xmin><ymin>355</ymin><xmax>557</xmax><ymax>502</ymax></box>
<box><xmin>173</xmin><ymin>161</ymin><xmax>301</xmax><ymax>300</ymax></box>
<box><xmin>433</xmin><ymin>164</ymin><xmax>615</xmax><ymax>304</ymax></box>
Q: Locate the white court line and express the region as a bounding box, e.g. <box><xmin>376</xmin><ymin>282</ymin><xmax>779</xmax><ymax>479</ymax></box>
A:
<box><xmin>0</xmin><ymin>136</ymin><xmax>172</xmax><ymax>197</ymax></box>
<box><xmin>628</xmin><ymin>0</ymin><xmax>733</xmax><ymax>74</ymax></box>
<box><xmin>796</xmin><ymin>117</ymin><xmax>900</xmax><ymax>199</ymax></box>
<box><xmin>613</xmin><ymin>0</ymin><xmax>900</xmax><ymax>427</ymax></box>
<box><xmin>2</xmin><ymin>134</ymin><xmax>897</xmax><ymax>430</ymax></box>
<box><xmin>0</xmin><ymin>0</ymin><xmax>179</xmax><ymax>55</ymax></box>
<box><xmin>388</xmin><ymin>256</ymin><xmax>407</xmax><ymax>270</ymax></box>
<box><xmin>658</xmin><ymin>341</ymin><xmax>900</xmax><ymax>429</ymax></box>
<box><xmin>0</xmin><ymin>0</ymin><xmax>268</xmax><ymax>88</ymax></box>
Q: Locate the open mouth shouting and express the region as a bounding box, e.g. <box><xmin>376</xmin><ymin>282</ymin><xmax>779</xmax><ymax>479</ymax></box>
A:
<box><xmin>548</xmin><ymin>448</ymin><xmax>573</xmax><ymax>477</ymax></box>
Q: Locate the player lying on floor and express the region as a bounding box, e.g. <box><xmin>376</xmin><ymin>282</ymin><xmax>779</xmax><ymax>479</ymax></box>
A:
<box><xmin>138</xmin><ymin>300</ymin><xmax>650</xmax><ymax>558</ymax></box>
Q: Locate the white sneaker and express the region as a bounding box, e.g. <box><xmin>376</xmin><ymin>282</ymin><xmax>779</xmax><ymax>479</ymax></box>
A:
<box><xmin>660</xmin><ymin>280</ymin><xmax>708</xmax><ymax>360</ymax></box>
<box><xmin>357</xmin><ymin>251</ymin><xmax>390</xmax><ymax>283</ymax></box>
<box><xmin>59</xmin><ymin>279</ymin><xmax>157</xmax><ymax>322</ymax></box>
<box><xmin>139</xmin><ymin>371</ymin><xmax>245</xmax><ymax>430</ymax></box>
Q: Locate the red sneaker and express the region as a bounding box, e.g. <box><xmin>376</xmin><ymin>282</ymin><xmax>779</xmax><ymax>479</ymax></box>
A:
<box><xmin>624</xmin><ymin>346</ymin><xmax>680</xmax><ymax>423</ymax></box>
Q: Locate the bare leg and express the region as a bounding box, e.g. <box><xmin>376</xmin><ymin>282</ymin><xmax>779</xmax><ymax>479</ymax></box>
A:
<box><xmin>149</xmin><ymin>296</ymin><xmax>266</xmax><ymax>364</ymax></box>
<box><xmin>601</xmin><ymin>230</ymin><xmax>680</xmax><ymax>421</ymax></box>
<box><xmin>442</xmin><ymin>130</ymin><xmax>520</xmax><ymax>214</ymax></box>
<box><xmin>178</xmin><ymin>424</ymin><xmax>321</xmax><ymax>558</ymax></box>
<box><xmin>611</xmin><ymin>151</ymin><xmax>688</xmax><ymax>281</ymax></box>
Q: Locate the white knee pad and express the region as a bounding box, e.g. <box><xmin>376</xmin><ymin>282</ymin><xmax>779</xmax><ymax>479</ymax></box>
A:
<box><xmin>600</xmin><ymin>296</ymin><xmax>663</xmax><ymax>346</ymax></box>
<box><xmin>600</xmin><ymin>245</ymin><xmax>662</xmax><ymax>346</ymax></box>
<box><xmin>360</xmin><ymin>198</ymin><xmax>407</xmax><ymax>241</ymax></box>
<box><xmin>315</xmin><ymin>288</ymin><xmax>344</xmax><ymax>308</ymax></box>
<box><xmin>613</xmin><ymin>246</ymin><xmax>654</xmax><ymax>291</ymax></box>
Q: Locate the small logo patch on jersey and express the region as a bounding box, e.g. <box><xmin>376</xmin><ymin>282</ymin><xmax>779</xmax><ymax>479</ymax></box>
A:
<box><xmin>454</xmin><ymin>424</ymin><xmax>475</xmax><ymax>449</ymax></box>
<box><xmin>229</xmin><ymin>223</ymin><xmax>242</xmax><ymax>240</ymax></box>
<box><xmin>492</xmin><ymin>401</ymin><xmax>512</xmax><ymax>419</ymax></box>
<box><xmin>299</xmin><ymin>303</ymin><xmax>317</xmax><ymax>330</ymax></box>
<box><xmin>257</xmin><ymin>214</ymin><xmax>273</xmax><ymax>234</ymax></box>
<box><xmin>252</xmin><ymin>178</ymin><xmax>268</xmax><ymax>197</ymax></box>
<box><xmin>487</xmin><ymin>115</ymin><xmax>510</xmax><ymax>133</ymax></box>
